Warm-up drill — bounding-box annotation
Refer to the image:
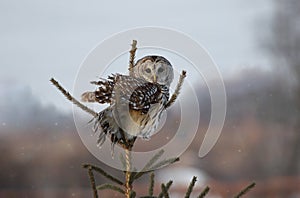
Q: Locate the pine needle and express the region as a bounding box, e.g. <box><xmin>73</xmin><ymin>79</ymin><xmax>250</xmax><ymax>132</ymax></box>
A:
<box><xmin>97</xmin><ymin>183</ymin><xmax>125</xmax><ymax>194</ymax></box>
<box><xmin>87</xmin><ymin>166</ymin><xmax>98</xmax><ymax>198</ymax></box>
<box><xmin>82</xmin><ymin>164</ymin><xmax>123</xmax><ymax>185</ymax></box>
<box><xmin>158</xmin><ymin>180</ymin><xmax>173</xmax><ymax>198</ymax></box>
<box><xmin>150</xmin><ymin>157</ymin><xmax>180</xmax><ymax>170</ymax></box>
<box><xmin>161</xmin><ymin>184</ymin><xmax>169</xmax><ymax>198</ymax></box>
<box><xmin>130</xmin><ymin>191</ymin><xmax>136</xmax><ymax>198</ymax></box>
<box><xmin>185</xmin><ymin>176</ymin><xmax>197</xmax><ymax>198</ymax></box>
<box><xmin>233</xmin><ymin>182</ymin><xmax>256</xmax><ymax>198</ymax></box>
<box><xmin>197</xmin><ymin>186</ymin><xmax>210</xmax><ymax>198</ymax></box>
<box><xmin>148</xmin><ymin>172</ymin><xmax>155</xmax><ymax>196</ymax></box>
<box><xmin>165</xmin><ymin>70</ymin><xmax>187</xmax><ymax>109</ymax></box>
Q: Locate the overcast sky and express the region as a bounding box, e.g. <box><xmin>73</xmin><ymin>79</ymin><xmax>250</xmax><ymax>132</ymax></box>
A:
<box><xmin>0</xmin><ymin>0</ymin><xmax>273</xmax><ymax>112</ymax></box>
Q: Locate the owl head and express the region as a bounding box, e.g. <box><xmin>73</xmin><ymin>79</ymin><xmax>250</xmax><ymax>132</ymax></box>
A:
<box><xmin>131</xmin><ymin>55</ymin><xmax>174</xmax><ymax>86</ymax></box>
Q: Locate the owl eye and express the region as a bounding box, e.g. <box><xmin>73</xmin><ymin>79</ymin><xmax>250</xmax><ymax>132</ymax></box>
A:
<box><xmin>145</xmin><ymin>68</ymin><xmax>151</xmax><ymax>73</ymax></box>
<box><xmin>158</xmin><ymin>67</ymin><xmax>164</xmax><ymax>73</ymax></box>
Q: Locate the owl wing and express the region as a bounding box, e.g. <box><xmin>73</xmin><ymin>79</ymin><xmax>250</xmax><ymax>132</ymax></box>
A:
<box><xmin>81</xmin><ymin>74</ymin><xmax>169</xmax><ymax>114</ymax></box>
<box><xmin>127</xmin><ymin>80</ymin><xmax>167</xmax><ymax>114</ymax></box>
<box><xmin>81</xmin><ymin>76</ymin><xmax>114</xmax><ymax>103</ymax></box>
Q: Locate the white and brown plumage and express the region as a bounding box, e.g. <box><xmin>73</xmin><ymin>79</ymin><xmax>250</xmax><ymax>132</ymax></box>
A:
<box><xmin>81</xmin><ymin>55</ymin><xmax>183</xmax><ymax>149</ymax></box>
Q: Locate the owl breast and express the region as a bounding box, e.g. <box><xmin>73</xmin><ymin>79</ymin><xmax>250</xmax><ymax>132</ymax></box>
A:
<box><xmin>137</xmin><ymin>101</ymin><xmax>165</xmax><ymax>139</ymax></box>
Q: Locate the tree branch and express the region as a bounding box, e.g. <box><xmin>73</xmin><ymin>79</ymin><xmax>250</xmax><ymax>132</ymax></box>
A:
<box><xmin>50</xmin><ymin>78</ymin><xmax>98</xmax><ymax>117</ymax></box>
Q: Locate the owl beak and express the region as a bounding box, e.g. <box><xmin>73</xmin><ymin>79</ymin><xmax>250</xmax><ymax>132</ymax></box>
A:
<box><xmin>152</xmin><ymin>75</ymin><xmax>157</xmax><ymax>83</ymax></box>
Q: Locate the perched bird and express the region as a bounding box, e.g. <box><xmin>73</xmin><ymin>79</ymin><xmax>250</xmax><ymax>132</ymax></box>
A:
<box><xmin>81</xmin><ymin>55</ymin><xmax>176</xmax><ymax>149</ymax></box>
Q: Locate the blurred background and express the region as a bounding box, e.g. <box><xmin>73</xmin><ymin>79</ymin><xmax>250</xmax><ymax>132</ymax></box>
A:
<box><xmin>1</xmin><ymin>0</ymin><xmax>300</xmax><ymax>197</ymax></box>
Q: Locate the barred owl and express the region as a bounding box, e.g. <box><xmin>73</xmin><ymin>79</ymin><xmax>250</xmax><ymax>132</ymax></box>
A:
<box><xmin>81</xmin><ymin>55</ymin><xmax>174</xmax><ymax>149</ymax></box>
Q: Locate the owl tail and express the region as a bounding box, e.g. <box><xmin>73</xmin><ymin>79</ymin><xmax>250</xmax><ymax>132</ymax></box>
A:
<box><xmin>93</xmin><ymin>108</ymin><xmax>118</xmax><ymax>146</ymax></box>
